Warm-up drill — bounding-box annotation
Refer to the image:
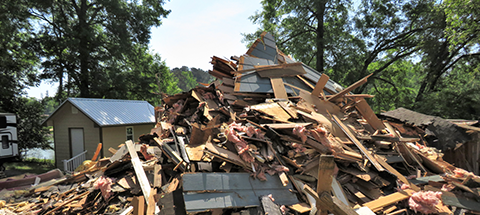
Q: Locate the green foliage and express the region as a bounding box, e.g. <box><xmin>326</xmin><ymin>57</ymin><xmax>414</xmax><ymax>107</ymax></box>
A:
<box><xmin>171</xmin><ymin>66</ymin><xmax>214</xmax><ymax>92</ymax></box>
<box><xmin>32</xmin><ymin>0</ymin><xmax>171</xmax><ymax>98</ymax></box>
<box><xmin>445</xmin><ymin>0</ymin><xmax>480</xmax><ymax>48</ymax></box>
<box><xmin>365</xmin><ymin>59</ymin><xmax>421</xmax><ymax>112</ymax></box>
<box><xmin>416</xmin><ymin>59</ymin><xmax>480</xmax><ymax>119</ymax></box>
<box><xmin>245</xmin><ymin>0</ymin><xmax>480</xmax><ymax>119</ymax></box>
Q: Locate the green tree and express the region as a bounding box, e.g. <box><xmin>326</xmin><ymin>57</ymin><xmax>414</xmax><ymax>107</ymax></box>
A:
<box><xmin>0</xmin><ymin>0</ymin><xmax>50</xmax><ymax>152</ymax></box>
<box><xmin>32</xmin><ymin>0</ymin><xmax>170</xmax><ymax>98</ymax></box>
<box><xmin>171</xmin><ymin>67</ymin><xmax>198</xmax><ymax>92</ymax></box>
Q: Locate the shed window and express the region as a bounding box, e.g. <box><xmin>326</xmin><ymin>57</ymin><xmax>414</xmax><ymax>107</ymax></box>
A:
<box><xmin>126</xmin><ymin>127</ymin><xmax>134</xmax><ymax>141</ymax></box>
<box><xmin>2</xmin><ymin>135</ymin><xmax>8</xmax><ymax>149</ymax></box>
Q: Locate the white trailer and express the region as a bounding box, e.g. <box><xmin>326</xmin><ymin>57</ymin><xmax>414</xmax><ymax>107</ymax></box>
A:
<box><xmin>0</xmin><ymin>113</ymin><xmax>19</xmax><ymax>171</ymax></box>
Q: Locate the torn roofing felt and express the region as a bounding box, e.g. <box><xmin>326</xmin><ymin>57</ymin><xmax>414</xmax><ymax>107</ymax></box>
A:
<box><xmin>381</xmin><ymin>107</ymin><xmax>471</xmax><ymax>151</ymax></box>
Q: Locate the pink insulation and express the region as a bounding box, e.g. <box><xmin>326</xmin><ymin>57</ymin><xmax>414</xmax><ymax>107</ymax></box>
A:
<box><xmin>408</xmin><ymin>191</ymin><xmax>442</xmax><ymax>214</ymax></box>
<box><xmin>453</xmin><ymin>168</ymin><xmax>475</xmax><ymax>178</ymax></box>
<box><xmin>291</xmin><ymin>142</ymin><xmax>307</xmax><ymax>153</ymax></box>
<box><xmin>441</xmin><ymin>184</ymin><xmax>455</xmax><ymax>192</ymax></box>
<box><xmin>400</xmin><ymin>183</ymin><xmax>410</xmax><ymax>190</ymax></box>
<box><xmin>140</xmin><ymin>144</ymin><xmax>155</xmax><ymax>160</ymax></box>
<box><xmin>94</xmin><ymin>176</ymin><xmax>113</xmax><ymax>200</ymax></box>
<box><xmin>226</xmin><ymin>122</ymin><xmax>255</xmax><ymax>163</ymax></box>
<box><xmin>293</xmin><ymin>125</ymin><xmax>308</xmax><ymax>143</ymax></box>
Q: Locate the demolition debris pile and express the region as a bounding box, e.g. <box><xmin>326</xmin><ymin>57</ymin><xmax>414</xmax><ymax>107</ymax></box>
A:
<box><xmin>1</xmin><ymin>32</ymin><xmax>480</xmax><ymax>215</ymax></box>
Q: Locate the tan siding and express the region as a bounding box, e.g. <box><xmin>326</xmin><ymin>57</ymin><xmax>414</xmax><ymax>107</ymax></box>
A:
<box><xmin>102</xmin><ymin>124</ymin><xmax>154</xmax><ymax>157</ymax></box>
<box><xmin>51</xmin><ymin>102</ymin><xmax>100</xmax><ymax>168</ymax></box>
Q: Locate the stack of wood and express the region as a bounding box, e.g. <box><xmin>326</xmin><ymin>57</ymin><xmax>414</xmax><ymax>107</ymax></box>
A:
<box><xmin>2</xmin><ymin>32</ymin><xmax>480</xmax><ymax>215</ymax></box>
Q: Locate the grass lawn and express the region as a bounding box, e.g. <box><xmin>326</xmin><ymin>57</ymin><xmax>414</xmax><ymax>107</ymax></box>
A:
<box><xmin>3</xmin><ymin>158</ymin><xmax>56</xmax><ymax>176</ymax></box>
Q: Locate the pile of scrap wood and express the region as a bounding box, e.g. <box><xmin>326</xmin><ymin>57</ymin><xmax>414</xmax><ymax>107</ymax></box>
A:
<box><xmin>2</xmin><ymin>32</ymin><xmax>480</xmax><ymax>215</ymax></box>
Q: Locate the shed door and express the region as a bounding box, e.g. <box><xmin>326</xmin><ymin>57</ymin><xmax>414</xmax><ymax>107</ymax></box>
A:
<box><xmin>70</xmin><ymin>128</ymin><xmax>84</xmax><ymax>157</ymax></box>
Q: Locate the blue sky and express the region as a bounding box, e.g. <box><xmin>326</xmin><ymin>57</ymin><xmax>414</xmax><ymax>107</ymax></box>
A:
<box><xmin>27</xmin><ymin>0</ymin><xmax>261</xmax><ymax>98</ymax></box>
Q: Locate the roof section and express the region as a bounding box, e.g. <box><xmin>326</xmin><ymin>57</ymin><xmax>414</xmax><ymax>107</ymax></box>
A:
<box><xmin>45</xmin><ymin>98</ymin><xmax>155</xmax><ymax>127</ymax></box>
<box><xmin>381</xmin><ymin>107</ymin><xmax>471</xmax><ymax>150</ymax></box>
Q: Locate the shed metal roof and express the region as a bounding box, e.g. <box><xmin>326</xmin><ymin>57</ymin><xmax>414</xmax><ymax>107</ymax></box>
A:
<box><xmin>44</xmin><ymin>98</ymin><xmax>155</xmax><ymax>127</ymax></box>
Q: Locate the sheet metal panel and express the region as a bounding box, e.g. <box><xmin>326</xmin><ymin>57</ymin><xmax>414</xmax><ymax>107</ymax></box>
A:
<box><xmin>68</xmin><ymin>98</ymin><xmax>155</xmax><ymax>126</ymax></box>
<box><xmin>182</xmin><ymin>173</ymin><xmax>298</xmax><ymax>211</ymax></box>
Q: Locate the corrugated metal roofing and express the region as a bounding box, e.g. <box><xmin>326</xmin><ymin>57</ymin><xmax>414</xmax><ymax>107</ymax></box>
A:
<box><xmin>45</xmin><ymin>98</ymin><xmax>155</xmax><ymax>127</ymax></box>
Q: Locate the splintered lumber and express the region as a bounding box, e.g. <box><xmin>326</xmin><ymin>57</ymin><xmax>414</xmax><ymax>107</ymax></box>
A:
<box><xmin>304</xmin><ymin>185</ymin><xmax>358</xmax><ymax>215</ymax></box>
<box><xmin>126</xmin><ymin>140</ymin><xmax>152</xmax><ymax>202</ymax></box>
<box><xmin>317</xmin><ymin>155</ymin><xmax>335</xmax><ymax>193</ymax></box>
<box><xmin>92</xmin><ymin>143</ymin><xmax>102</xmax><ymax>161</ymax></box>
<box><xmin>374</xmin><ymin>154</ymin><xmax>421</xmax><ymax>191</ymax></box>
<box><xmin>271</xmin><ymin>77</ymin><xmax>288</xmax><ymax>99</ymax></box>
<box><xmin>262</xmin><ymin>122</ymin><xmax>311</xmax><ymax>129</ymax></box>
<box><xmin>45</xmin><ymin>191</ymin><xmax>90</xmax><ymax>215</ymax></box>
<box><xmin>327</xmin><ymin>73</ymin><xmax>372</xmax><ymax>102</ymax></box>
<box><xmin>153</xmin><ymin>137</ymin><xmax>186</xmax><ymax>171</ymax></box>
<box><xmin>363</xmin><ymin>189</ymin><xmax>414</xmax><ymax>212</ymax></box>
<box><xmin>331</xmin><ymin>114</ymin><xmax>385</xmax><ymax>172</ymax></box>
<box><xmin>289</xmin><ymin>203</ymin><xmax>311</xmax><ymax>213</ymax></box>
<box><xmin>204</xmin><ymin>141</ymin><xmax>251</xmax><ymax>171</ymax></box>
<box><xmin>355</xmin><ymin>99</ymin><xmax>385</xmax><ymax>131</ymax></box>
<box><xmin>311</xmin><ymin>74</ymin><xmax>329</xmax><ymax>98</ymax></box>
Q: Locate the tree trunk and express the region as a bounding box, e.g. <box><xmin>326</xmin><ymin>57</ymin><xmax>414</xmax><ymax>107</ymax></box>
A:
<box><xmin>78</xmin><ymin>0</ymin><xmax>90</xmax><ymax>97</ymax></box>
<box><xmin>315</xmin><ymin>1</ymin><xmax>326</xmax><ymax>73</ymax></box>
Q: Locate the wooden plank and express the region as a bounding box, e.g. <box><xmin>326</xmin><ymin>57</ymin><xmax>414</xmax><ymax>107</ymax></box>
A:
<box><xmin>327</xmin><ymin>73</ymin><xmax>373</xmax><ymax>102</ymax></box>
<box><xmin>304</xmin><ymin>185</ymin><xmax>358</xmax><ymax>215</ymax></box>
<box><xmin>261</xmin><ymin>122</ymin><xmax>312</xmax><ymax>129</ymax></box>
<box><xmin>317</xmin><ymin>155</ymin><xmax>335</xmax><ymax>193</ymax></box>
<box><xmin>298</xmin><ymin>90</ymin><xmax>343</xmax><ymax>116</ymax></box>
<box><xmin>146</xmin><ymin>188</ymin><xmax>157</xmax><ymax>215</ymax></box>
<box><xmin>256</xmin><ymin>62</ymin><xmax>306</xmax><ymax>78</ymax></box>
<box><xmin>289</xmin><ymin>203</ymin><xmax>311</xmax><ymax>213</ymax></box>
<box><xmin>250</xmin><ymin>102</ymin><xmax>291</xmax><ymax>121</ymax></box>
<box><xmin>204</xmin><ymin>141</ymin><xmax>251</xmax><ymax>170</ymax></box>
<box><xmin>260</xmin><ymin>195</ymin><xmax>283</xmax><ymax>215</ymax></box>
<box><xmin>126</xmin><ymin>140</ymin><xmax>152</xmax><ymax>203</ymax></box>
<box><xmin>132</xmin><ymin>196</ymin><xmax>145</xmax><ymax>215</ymax></box>
<box><xmin>311</xmin><ymin>74</ymin><xmax>329</xmax><ymax>98</ymax></box>
<box><xmin>154</xmin><ymin>164</ymin><xmax>163</xmax><ymax>188</ymax></box>
<box><xmin>355</xmin><ymin>98</ymin><xmax>385</xmax><ymax>130</ymax></box>
<box><xmin>108</xmin><ymin>147</ymin><xmax>117</xmax><ymax>155</ymax></box>
<box><xmin>222</xmin><ymin>77</ymin><xmax>235</xmax><ymax>86</ymax></box>
<box><xmin>374</xmin><ymin>154</ymin><xmax>421</xmax><ymax>191</ymax></box>
<box><xmin>270</xmin><ymin>77</ymin><xmax>288</xmax><ymax>99</ymax></box>
<box><xmin>331</xmin><ymin>114</ymin><xmax>385</xmax><ymax>172</ymax></box>
<box><xmin>363</xmin><ymin>189</ymin><xmax>414</xmax><ymax>212</ymax></box>
<box><xmin>91</xmin><ymin>143</ymin><xmax>102</xmax><ymax>161</ymax></box>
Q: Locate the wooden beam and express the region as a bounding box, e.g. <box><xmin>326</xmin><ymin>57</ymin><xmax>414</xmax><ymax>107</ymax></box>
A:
<box><xmin>304</xmin><ymin>185</ymin><xmax>358</xmax><ymax>215</ymax></box>
<box><xmin>327</xmin><ymin>73</ymin><xmax>373</xmax><ymax>102</ymax></box>
<box><xmin>270</xmin><ymin>77</ymin><xmax>288</xmax><ymax>99</ymax></box>
<box><xmin>331</xmin><ymin>114</ymin><xmax>385</xmax><ymax>172</ymax></box>
<box><xmin>317</xmin><ymin>155</ymin><xmax>335</xmax><ymax>193</ymax></box>
<box><xmin>363</xmin><ymin>189</ymin><xmax>414</xmax><ymax>212</ymax></box>
<box><xmin>374</xmin><ymin>154</ymin><xmax>421</xmax><ymax>191</ymax></box>
<box><xmin>311</xmin><ymin>74</ymin><xmax>329</xmax><ymax>98</ymax></box>
<box><xmin>91</xmin><ymin>143</ymin><xmax>102</xmax><ymax>161</ymax></box>
<box><xmin>132</xmin><ymin>195</ymin><xmax>145</xmax><ymax>215</ymax></box>
<box><xmin>126</xmin><ymin>140</ymin><xmax>152</xmax><ymax>203</ymax></box>
<box><xmin>355</xmin><ymin>99</ymin><xmax>385</xmax><ymax>130</ymax></box>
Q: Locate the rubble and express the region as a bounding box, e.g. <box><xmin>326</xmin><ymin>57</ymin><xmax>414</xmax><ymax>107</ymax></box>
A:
<box><xmin>1</xmin><ymin>32</ymin><xmax>480</xmax><ymax>215</ymax></box>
